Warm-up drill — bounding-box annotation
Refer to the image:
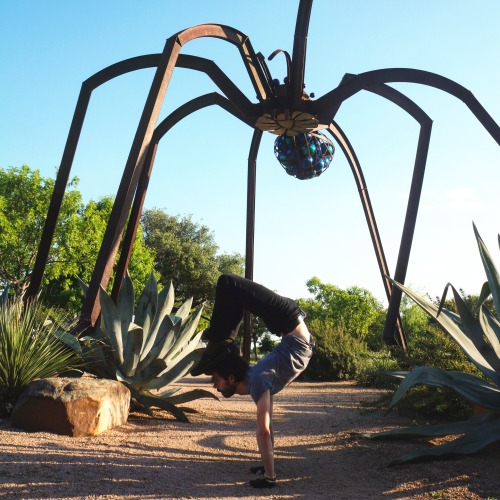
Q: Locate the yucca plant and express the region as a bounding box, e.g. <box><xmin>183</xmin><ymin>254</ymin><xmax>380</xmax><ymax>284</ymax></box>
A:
<box><xmin>367</xmin><ymin>223</ymin><xmax>500</xmax><ymax>463</ymax></box>
<box><xmin>0</xmin><ymin>296</ymin><xmax>83</xmax><ymax>416</ymax></box>
<box><xmin>81</xmin><ymin>272</ymin><xmax>216</xmax><ymax>422</ymax></box>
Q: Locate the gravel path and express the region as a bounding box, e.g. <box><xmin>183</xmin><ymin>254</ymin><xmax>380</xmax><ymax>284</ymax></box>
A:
<box><xmin>0</xmin><ymin>379</ymin><xmax>498</xmax><ymax>499</ymax></box>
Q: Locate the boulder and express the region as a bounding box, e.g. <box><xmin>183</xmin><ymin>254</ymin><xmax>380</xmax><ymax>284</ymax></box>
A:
<box><xmin>11</xmin><ymin>377</ymin><xmax>131</xmax><ymax>437</ymax></box>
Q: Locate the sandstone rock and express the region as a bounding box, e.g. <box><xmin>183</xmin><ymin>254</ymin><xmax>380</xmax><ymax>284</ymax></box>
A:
<box><xmin>11</xmin><ymin>377</ymin><xmax>131</xmax><ymax>437</ymax></box>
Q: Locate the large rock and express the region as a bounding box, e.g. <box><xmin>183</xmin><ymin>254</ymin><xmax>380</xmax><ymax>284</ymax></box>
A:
<box><xmin>11</xmin><ymin>377</ymin><xmax>131</xmax><ymax>437</ymax></box>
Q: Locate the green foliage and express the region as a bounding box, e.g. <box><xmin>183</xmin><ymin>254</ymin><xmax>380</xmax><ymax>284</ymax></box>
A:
<box><xmin>0</xmin><ymin>165</ymin><xmax>81</xmax><ymax>297</ymax></box>
<box><xmin>0</xmin><ymin>297</ymin><xmax>82</xmax><ymax>416</ymax></box>
<box><xmin>382</xmin><ymin>321</ymin><xmax>478</xmax><ymax>422</ymax></box>
<box><xmin>43</xmin><ymin>196</ymin><xmax>155</xmax><ymax>314</ymax></box>
<box><xmin>259</xmin><ymin>332</ymin><xmax>278</xmax><ymax>356</ymax></box>
<box><xmin>368</xmin><ymin>224</ymin><xmax>500</xmax><ymax>463</ymax></box>
<box><xmin>82</xmin><ymin>272</ymin><xmax>217</xmax><ymax>421</ymax></box>
<box><xmin>0</xmin><ymin>166</ymin><xmax>155</xmax><ymax>314</ymax></box>
<box><xmin>141</xmin><ymin>209</ymin><xmax>244</xmax><ymax>306</ymax></box>
<box><xmin>303</xmin><ymin>319</ymin><xmax>374</xmax><ymax>381</ymax></box>
<box><xmin>297</xmin><ymin>277</ymin><xmax>385</xmax><ymax>341</ymax></box>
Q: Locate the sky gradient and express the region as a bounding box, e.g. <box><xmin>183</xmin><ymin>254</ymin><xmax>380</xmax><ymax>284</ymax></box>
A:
<box><xmin>2</xmin><ymin>0</ymin><xmax>500</xmax><ymax>303</ymax></box>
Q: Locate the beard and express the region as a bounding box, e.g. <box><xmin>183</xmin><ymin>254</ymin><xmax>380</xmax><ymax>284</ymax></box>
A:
<box><xmin>220</xmin><ymin>384</ymin><xmax>236</xmax><ymax>398</ymax></box>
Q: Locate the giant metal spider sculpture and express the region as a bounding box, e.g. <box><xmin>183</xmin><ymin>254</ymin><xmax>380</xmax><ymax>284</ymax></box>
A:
<box><xmin>27</xmin><ymin>0</ymin><xmax>500</xmax><ymax>357</ymax></box>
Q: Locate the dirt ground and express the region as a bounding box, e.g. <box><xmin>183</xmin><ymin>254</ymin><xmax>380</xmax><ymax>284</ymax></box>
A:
<box><xmin>0</xmin><ymin>378</ymin><xmax>499</xmax><ymax>500</ymax></box>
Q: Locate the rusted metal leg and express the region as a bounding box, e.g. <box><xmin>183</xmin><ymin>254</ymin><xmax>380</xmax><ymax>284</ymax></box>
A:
<box><xmin>27</xmin><ymin>55</ymin><xmax>164</xmax><ymax>303</ymax></box>
<box><xmin>243</xmin><ymin>130</ymin><xmax>261</xmax><ymax>362</ymax></box>
<box><xmin>112</xmin><ymin>92</ymin><xmax>247</xmax><ymax>301</ymax></box>
<box><xmin>363</xmin><ymin>83</ymin><xmax>433</xmax><ymax>348</ymax></box>
<box><xmin>26</xmin><ymin>86</ymin><xmax>92</xmax><ymax>301</ymax></box>
<box><xmin>81</xmin><ymin>37</ymin><xmax>183</xmax><ymax>326</ymax></box>
<box><xmin>383</xmin><ymin>118</ymin><xmax>432</xmax><ymax>346</ymax></box>
<box><xmin>327</xmin><ymin>122</ymin><xmax>406</xmax><ymax>347</ymax></box>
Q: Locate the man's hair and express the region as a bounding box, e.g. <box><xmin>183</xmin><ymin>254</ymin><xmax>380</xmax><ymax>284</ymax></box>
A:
<box><xmin>212</xmin><ymin>353</ymin><xmax>249</xmax><ymax>382</ymax></box>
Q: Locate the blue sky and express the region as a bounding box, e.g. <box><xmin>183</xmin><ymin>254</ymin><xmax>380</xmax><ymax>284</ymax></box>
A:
<box><xmin>2</xmin><ymin>1</ymin><xmax>500</xmax><ymax>304</ymax></box>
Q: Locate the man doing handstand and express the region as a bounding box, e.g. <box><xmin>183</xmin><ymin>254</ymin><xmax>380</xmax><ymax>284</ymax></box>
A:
<box><xmin>190</xmin><ymin>274</ymin><xmax>314</xmax><ymax>489</ymax></box>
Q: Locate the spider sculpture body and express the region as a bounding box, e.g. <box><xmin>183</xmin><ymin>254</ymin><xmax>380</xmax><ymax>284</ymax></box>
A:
<box><xmin>28</xmin><ymin>0</ymin><xmax>500</xmax><ymax>355</ymax></box>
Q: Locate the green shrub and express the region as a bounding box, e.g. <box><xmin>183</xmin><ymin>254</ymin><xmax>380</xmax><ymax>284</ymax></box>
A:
<box><xmin>303</xmin><ymin>319</ymin><xmax>373</xmax><ymax>381</ymax></box>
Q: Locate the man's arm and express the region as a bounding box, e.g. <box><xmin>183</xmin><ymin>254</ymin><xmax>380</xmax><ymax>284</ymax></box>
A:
<box><xmin>255</xmin><ymin>389</ymin><xmax>275</xmax><ymax>478</ymax></box>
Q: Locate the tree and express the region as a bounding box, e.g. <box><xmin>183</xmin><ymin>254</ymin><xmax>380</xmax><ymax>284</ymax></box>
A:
<box><xmin>297</xmin><ymin>276</ymin><xmax>384</xmax><ymax>340</ymax></box>
<box><xmin>141</xmin><ymin>209</ymin><xmax>244</xmax><ymax>305</ymax></box>
<box><xmin>43</xmin><ymin>196</ymin><xmax>155</xmax><ymax>314</ymax></box>
<box><xmin>0</xmin><ymin>166</ymin><xmax>155</xmax><ymax>314</ymax></box>
<box><xmin>0</xmin><ymin>165</ymin><xmax>81</xmax><ymax>297</ymax></box>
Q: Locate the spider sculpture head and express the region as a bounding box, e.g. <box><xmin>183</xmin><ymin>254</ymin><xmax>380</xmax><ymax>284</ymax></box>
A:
<box><xmin>253</xmin><ymin>51</ymin><xmax>335</xmax><ymax>180</ymax></box>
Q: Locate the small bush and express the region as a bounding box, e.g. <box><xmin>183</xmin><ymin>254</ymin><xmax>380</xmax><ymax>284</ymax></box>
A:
<box><xmin>303</xmin><ymin>319</ymin><xmax>373</xmax><ymax>381</ymax></box>
<box><xmin>0</xmin><ymin>299</ymin><xmax>82</xmax><ymax>416</ymax></box>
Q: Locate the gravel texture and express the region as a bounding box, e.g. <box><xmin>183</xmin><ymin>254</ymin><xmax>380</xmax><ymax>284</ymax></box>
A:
<box><xmin>0</xmin><ymin>378</ymin><xmax>499</xmax><ymax>499</ymax></box>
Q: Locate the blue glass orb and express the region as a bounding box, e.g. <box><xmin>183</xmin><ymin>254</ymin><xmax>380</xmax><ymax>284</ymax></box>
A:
<box><xmin>274</xmin><ymin>132</ymin><xmax>334</xmax><ymax>180</ymax></box>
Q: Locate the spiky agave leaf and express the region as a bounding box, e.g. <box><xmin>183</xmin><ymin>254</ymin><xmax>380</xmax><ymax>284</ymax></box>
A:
<box><xmin>117</xmin><ymin>272</ymin><xmax>134</xmax><ymax>340</ymax></box>
<box><xmin>366</xmin><ymin>411</ymin><xmax>498</xmax><ymax>441</ymax></box>
<box><xmin>52</xmin><ymin>328</ymin><xmax>82</xmax><ymax>355</ymax></box>
<box><xmin>474</xmin><ymin>223</ymin><xmax>500</xmax><ymax>316</ymax></box>
<box><xmin>163</xmin><ymin>305</ymin><xmax>204</xmax><ymax>363</ymax></box>
<box><xmin>138</xmin><ymin>314</ymin><xmax>182</xmax><ymax>371</ymax></box>
<box><xmin>98</xmin><ymin>286</ymin><xmax>125</xmax><ymax>366</ymax></box>
<box><xmin>165</xmin><ymin>388</ymin><xmax>219</xmax><ymax>405</ymax></box>
<box><xmin>135</xmin><ymin>274</ymin><xmax>158</xmax><ymax>357</ymax></box>
<box><xmin>385</xmin><ymin>366</ymin><xmax>500</xmax><ymax>413</ymax></box>
<box><xmin>156</xmin><ymin>387</ymin><xmax>181</xmax><ymax>399</ymax></box>
<box><xmin>120</xmin><ymin>324</ymin><xmax>144</xmax><ymax>377</ymax></box>
<box><xmin>175</xmin><ymin>297</ymin><xmax>194</xmax><ymax>325</ymax></box>
<box><xmin>391</xmin><ymin>413</ymin><xmax>500</xmax><ymax>464</ymax></box>
<box><xmin>478</xmin><ymin>306</ymin><xmax>500</xmax><ymax>359</ymax></box>
<box><xmin>131</xmin><ymin>358</ymin><xmax>167</xmax><ymax>389</ymax></box>
<box><xmin>144</xmin><ymin>348</ymin><xmax>204</xmax><ymax>390</ymax></box>
<box><xmin>131</xmin><ymin>389</ymin><xmax>189</xmax><ymax>422</ymax></box>
<box><xmin>141</xmin><ymin>280</ymin><xmax>175</xmax><ymax>357</ymax></box>
<box><xmin>389</xmin><ymin>279</ymin><xmax>500</xmax><ymax>386</ymax></box>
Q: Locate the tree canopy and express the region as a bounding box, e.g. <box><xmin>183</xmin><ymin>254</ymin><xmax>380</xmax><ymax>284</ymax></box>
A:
<box><xmin>0</xmin><ymin>165</ymin><xmax>81</xmax><ymax>297</ymax></box>
<box><xmin>297</xmin><ymin>276</ymin><xmax>384</xmax><ymax>339</ymax></box>
<box><xmin>1</xmin><ymin>166</ymin><xmax>243</xmax><ymax>315</ymax></box>
<box><xmin>0</xmin><ymin>166</ymin><xmax>155</xmax><ymax>312</ymax></box>
<box><xmin>141</xmin><ymin>209</ymin><xmax>244</xmax><ymax>305</ymax></box>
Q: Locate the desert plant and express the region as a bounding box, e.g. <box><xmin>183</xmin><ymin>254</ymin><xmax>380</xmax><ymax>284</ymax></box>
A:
<box><xmin>367</xmin><ymin>223</ymin><xmax>500</xmax><ymax>463</ymax></box>
<box><xmin>0</xmin><ymin>296</ymin><xmax>82</xmax><ymax>416</ymax></box>
<box><xmin>81</xmin><ymin>272</ymin><xmax>216</xmax><ymax>421</ymax></box>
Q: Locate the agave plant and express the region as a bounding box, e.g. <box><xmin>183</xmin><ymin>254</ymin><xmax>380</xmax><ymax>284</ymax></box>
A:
<box><xmin>367</xmin><ymin>223</ymin><xmax>500</xmax><ymax>463</ymax></box>
<box><xmin>81</xmin><ymin>272</ymin><xmax>216</xmax><ymax>421</ymax></box>
<box><xmin>0</xmin><ymin>296</ymin><xmax>83</xmax><ymax>416</ymax></box>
